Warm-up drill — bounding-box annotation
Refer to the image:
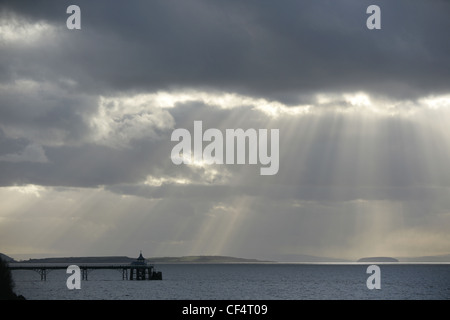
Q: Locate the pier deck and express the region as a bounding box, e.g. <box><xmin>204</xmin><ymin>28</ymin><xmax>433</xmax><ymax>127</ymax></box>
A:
<box><xmin>8</xmin><ymin>264</ymin><xmax>162</xmax><ymax>281</ymax></box>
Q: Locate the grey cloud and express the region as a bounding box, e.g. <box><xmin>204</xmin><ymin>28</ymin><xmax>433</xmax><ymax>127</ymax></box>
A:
<box><xmin>0</xmin><ymin>79</ymin><xmax>98</xmax><ymax>145</ymax></box>
<box><xmin>106</xmin><ymin>181</ymin><xmax>450</xmax><ymax>207</ymax></box>
<box><xmin>0</xmin><ymin>143</ymin><xmax>48</xmax><ymax>163</ymax></box>
<box><xmin>0</xmin><ymin>128</ymin><xmax>28</xmax><ymax>155</ymax></box>
<box><xmin>1</xmin><ymin>0</ymin><xmax>449</xmax><ymax>101</ymax></box>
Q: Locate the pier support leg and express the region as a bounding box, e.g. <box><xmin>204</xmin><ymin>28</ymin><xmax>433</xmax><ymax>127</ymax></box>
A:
<box><xmin>40</xmin><ymin>269</ymin><xmax>46</xmax><ymax>281</ymax></box>
<box><xmin>81</xmin><ymin>268</ymin><xmax>88</xmax><ymax>281</ymax></box>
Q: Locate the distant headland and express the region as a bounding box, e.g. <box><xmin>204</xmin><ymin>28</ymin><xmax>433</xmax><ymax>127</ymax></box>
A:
<box><xmin>146</xmin><ymin>255</ymin><xmax>272</xmax><ymax>263</ymax></box>
<box><xmin>9</xmin><ymin>254</ymin><xmax>272</xmax><ymax>264</ymax></box>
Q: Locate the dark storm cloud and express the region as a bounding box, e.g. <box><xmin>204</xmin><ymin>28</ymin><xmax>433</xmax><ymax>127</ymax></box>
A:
<box><xmin>0</xmin><ymin>128</ymin><xmax>28</xmax><ymax>156</ymax></box>
<box><xmin>0</xmin><ymin>80</ymin><xmax>97</xmax><ymax>145</ymax></box>
<box><xmin>1</xmin><ymin>0</ymin><xmax>449</xmax><ymax>205</ymax></box>
<box><xmin>1</xmin><ymin>0</ymin><xmax>449</xmax><ymax>101</ymax></box>
<box><xmin>0</xmin><ymin>139</ymin><xmax>170</xmax><ymax>187</ymax></box>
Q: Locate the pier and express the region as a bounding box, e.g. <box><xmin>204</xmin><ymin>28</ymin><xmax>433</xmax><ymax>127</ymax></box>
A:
<box><xmin>9</xmin><ymin>264</ymin><xmax>162</xmax><ymax>281</ymax></box>
<box><xmin>8</xmin><ymin>253</ymin><xmax>162</xmax><ymax>281</ymax></box>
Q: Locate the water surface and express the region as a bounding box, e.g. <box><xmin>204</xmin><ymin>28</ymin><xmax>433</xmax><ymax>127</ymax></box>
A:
<box><xmin>11</xmin><ymin>263</ymin><xmax>450</xmax><ymax>300</ymax></box>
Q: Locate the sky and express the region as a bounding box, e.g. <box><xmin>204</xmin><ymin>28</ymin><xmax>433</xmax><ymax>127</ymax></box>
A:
<box><xmin>1</xmin><ymin>0</ymin><xmax>450</xmax><ymax>262</ymax></box>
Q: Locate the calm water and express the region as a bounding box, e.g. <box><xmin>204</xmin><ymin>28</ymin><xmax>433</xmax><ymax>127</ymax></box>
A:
<box><xmin>11</xmin><ymin>263</ymin><xmax>450</xmax><ymax>300</ymax></box>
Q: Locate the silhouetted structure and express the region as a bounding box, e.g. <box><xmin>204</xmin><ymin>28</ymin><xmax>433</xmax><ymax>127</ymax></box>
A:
<box><xmin>0</xmin><ymin>256</ymin><xmax>25</xmax><ymax>300</ymax></box>
<box><xmin>130</xmin><ymin>251</ymin><xmax>162</xmax><ymax>280</ymax></box>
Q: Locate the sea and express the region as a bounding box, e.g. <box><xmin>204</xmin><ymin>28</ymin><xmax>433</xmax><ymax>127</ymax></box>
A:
<box><xmin>10</xmin><ymin>263</ymin><xmax>450</xmax><ymax>300</ymax></box>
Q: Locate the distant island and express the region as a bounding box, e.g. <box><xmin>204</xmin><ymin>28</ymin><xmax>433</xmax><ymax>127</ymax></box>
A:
<box><xmin>357</xmin><ymin>257</ymin><xmax>399</xmax><ymax>263</ymax></box>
